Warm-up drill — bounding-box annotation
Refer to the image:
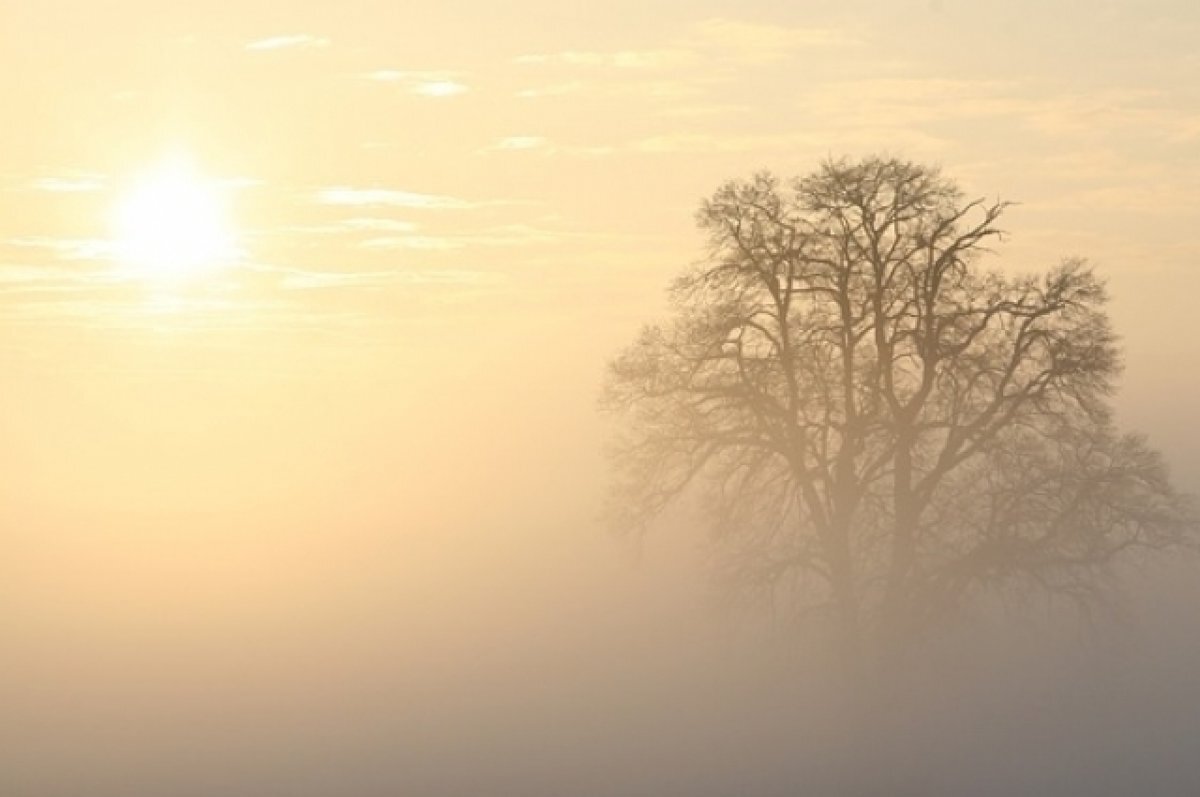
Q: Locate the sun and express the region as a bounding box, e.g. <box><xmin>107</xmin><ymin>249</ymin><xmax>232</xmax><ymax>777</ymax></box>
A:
<box><xmin>112</xmin><ymin>155</ymin><xmax>239</xmax><ymax>282</ymax></box>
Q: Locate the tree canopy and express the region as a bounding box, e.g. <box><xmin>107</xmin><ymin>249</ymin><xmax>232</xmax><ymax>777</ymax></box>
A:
<box><xmin>603</xmin><ymin>156</ymin><xmax>1194</xmax><ymax>659</ymax></box>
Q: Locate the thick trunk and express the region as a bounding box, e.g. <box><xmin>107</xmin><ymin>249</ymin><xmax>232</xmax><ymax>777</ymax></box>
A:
<box><xmin>825</xmin><ymin>462</ymin><xmax>862</xmax><ymax>670</ymax></box>
<box><xmin>827</xmin><ymin>528</ymin><xmax>861</xmax><ymax>668</ymax></box>
<box><xmin>883</xmin><ymin>432</ymin><xmax>921</xmax><ymax>648</ymax></box>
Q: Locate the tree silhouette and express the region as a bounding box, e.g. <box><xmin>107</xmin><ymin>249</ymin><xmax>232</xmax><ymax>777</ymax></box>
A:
<box><xmin>603</xmin><ymin>157</ymin><xmax>1194</xmax><ymax>661</ymax></box>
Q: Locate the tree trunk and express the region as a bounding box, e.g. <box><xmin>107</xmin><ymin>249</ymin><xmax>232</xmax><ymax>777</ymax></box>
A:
<box><xmin>883</xmin><ymin>432</ymin><xmax>921</xmax><ymax>652</ymax></box>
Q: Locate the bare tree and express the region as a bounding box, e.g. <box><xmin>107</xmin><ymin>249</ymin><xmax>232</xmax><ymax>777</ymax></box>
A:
<box><xmin>603</xmin><ymin>157</ymin><xmax>1194</xmax><ymax>662</ymax></box>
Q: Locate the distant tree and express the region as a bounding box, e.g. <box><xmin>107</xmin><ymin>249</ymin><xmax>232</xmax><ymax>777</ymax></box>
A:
<box><xmin>603</xmin><ymin>156</ymin><xmax>1194</xmax><ymax>662</ymax></box>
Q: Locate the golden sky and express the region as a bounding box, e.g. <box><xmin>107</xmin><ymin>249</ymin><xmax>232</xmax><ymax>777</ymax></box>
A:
<box><xmin>3</xmin><ymin>1</ymin><xmax>1197</xmax><ymax>466</ymax></box>
<box><xmin>2</xmin><ymin>1</ymin><xmax>1199</xmax><ymax>792</ymax></box>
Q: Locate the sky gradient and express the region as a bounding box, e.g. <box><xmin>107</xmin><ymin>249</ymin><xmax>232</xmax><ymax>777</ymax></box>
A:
<box><xmin>2</xmin><ymin>2</ymin><xmax>1199</xmax><ymax>794</ymax></box>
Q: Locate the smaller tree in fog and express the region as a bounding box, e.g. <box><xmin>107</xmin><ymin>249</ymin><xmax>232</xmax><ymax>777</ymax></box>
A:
<box><xmin>603</xmin><ymin>156</ymin><xmax>1194</xmax><ymax>660</ymax></box>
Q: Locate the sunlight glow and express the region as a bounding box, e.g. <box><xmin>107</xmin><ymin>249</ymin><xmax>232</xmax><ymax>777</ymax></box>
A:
<box><xmin>112</xmin><ymin>156</ymin><xmax>239</xmax><ymax>282</ymax></box>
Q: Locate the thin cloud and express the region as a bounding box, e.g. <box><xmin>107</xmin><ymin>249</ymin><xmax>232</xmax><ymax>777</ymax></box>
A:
<box><xmin>5</xmin><ymin>237</ymin><xmax>115</xmax><ymax>261</ymax></box>
<box><xmin>340</xmin><ymin>218</ymin><xmax>419</xmax><ymax>233</ymax></box>
<box><xmin>362</xmin><ymin>70</ymin><xmax>469</xmax><ymax>97</ymax></box>
<box><xmin>259</xmin><ymin>218</ymin><xmax>420</xmax><ymax>237</ymax></box>
<box><xmin>515</xmin><ymin>18</ymin><xmax>859</xmax><ymax>71</ymax></box>
<box><xmin>315</xmin><ymin>188</ymin><xmax>474</xmax><ymax>210</ymax></box>
<box><xmin>361</xmin><ymin>236</ymin><xmax>466</xmax><ymax>251</ymax></box>
<box><xmin>359</xmin><ymin>224</ymin><xmax>565</xmax><ymax>251</ymax></box>
<box><xmin>31</xmin><ymin>175</ymin><xmax>106</xmax><ymax>193</ymax></box>
<box><xmin>0</xmin><ymin>294</ymin><xmax>329</xmax><ymax>332</ymax></box>
<box><xmin>479</xmin><ymin>136</ymin><xmax>617</xmax><ymax>158</ymax></box>
<box><xmin>521</xmin><ymin>77</ymin><xmax>712</xmax><ymax>103</ymax></box>
<box><xmin>246</xmin><ymin>35</ymin><xmax>330</xmax><ymax>51</ymax></box>
<box><xmin>364</xmin><ymin>70</ymin><xmax>415</xmax><ymax>81</ymax></box>
<box><xmin>275</xmin><ymin>267</ymin><xmax>497</xmax><ymax>290</ymax></box>
<box><xmin>627</xmin><ymin>128</ymin><xmax>947</xmax><ymax>156</ymax></box>
<box><xmin>795</xmin><ymin>79</ymin><xmax>1198</xmax><ymax>146</ymax></box>
<box><xmin>0</xmin><ymin>263</ymin><xmax>124</xmax><ymax>291</ymax></box>
<box><xmin>631</xmin><ymin>133</ymin><xmax>788</xmax><ymax>154</ymax></box>
<box><xmin>486</xmin><ymin>136</ymin><xmax>550</xmax><ymax>152</ymax></box>
<box><xmin>515</xmin><ymin>50</ymin><xmax>694</xmax><ymax>69</ymax></box>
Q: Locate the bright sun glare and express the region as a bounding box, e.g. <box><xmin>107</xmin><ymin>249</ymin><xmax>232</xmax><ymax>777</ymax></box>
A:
<box><xmin>112</xmin><ymin>156</ymin><xmax>238</xmax><ymax>281</ymax></box>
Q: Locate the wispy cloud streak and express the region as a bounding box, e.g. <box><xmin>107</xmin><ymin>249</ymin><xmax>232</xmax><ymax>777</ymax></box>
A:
<box><xmin>361</xmin><ymin>70</ymin><xmax>469</xmax><ymax>97</ymax></box>
<box><xmin>31</xmin><ymin>175</ymin><xmax>106</xmax><ymax>193</ymax></box>
<box><xmin>315</xmin><ymin>188</ymin><xmax>474</xmax><ymax>210</ymax></box>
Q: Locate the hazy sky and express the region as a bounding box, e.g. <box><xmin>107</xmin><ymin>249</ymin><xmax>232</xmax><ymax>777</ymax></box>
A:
<box><xmin>3</xmin><ymin>0</ymin><xmax>1197</xmax><ymax>499</ymax></box>
<box><xmin>2</xmin><ymin>2</ymin><xmax>1199</xmax><ymax>794</ymax></box>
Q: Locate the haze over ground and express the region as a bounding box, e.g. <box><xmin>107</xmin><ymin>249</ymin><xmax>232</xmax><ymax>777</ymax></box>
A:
<box><xmin>2</xmin><ymin>1</ymin><xmax>1199</xmax><ymax>793</ymax></box>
